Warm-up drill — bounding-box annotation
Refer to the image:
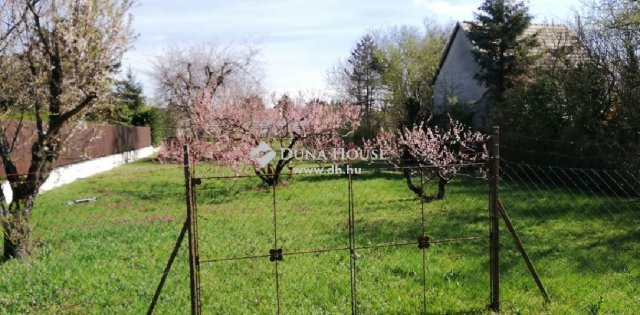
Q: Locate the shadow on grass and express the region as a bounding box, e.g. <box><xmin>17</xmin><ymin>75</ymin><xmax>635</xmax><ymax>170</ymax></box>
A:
<box><xmin>108</xmin><ymin>181</ymin><xmax>184</xmax><ymax>203</ymax></box>
<box><xmin>195</xmin><ymin>180</ymin><xmax>272</xmax><ymax>205</ymax></box>
<box><xmin>341</xmin><ymin>202</ymin><xmax>489</xmax><ymax>247</ymax></box>
<box><xmin>570</xmin><ymin>228</ymin><xmax>640</xmax><ymax>273</ymax></box>
<box><xmin>499</xmin><ymin>215</ymin><xmax>639</xmax><ymax>275</ymax></box>
<box><xmin>425</xmin><ymin>309</ymin><xmax>487</xmax><ymax>315</ymax></box>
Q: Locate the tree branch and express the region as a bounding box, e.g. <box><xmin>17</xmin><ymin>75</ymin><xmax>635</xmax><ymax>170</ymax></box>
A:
<box><xmin>49</xmin><ymin>92</ymin><xmax>97</xmax><ymax>135</ymax></box>
<box><xmin>26</xmin><ymin>0</ymin><xmax>51</xmax><ymax>59</ymax></box>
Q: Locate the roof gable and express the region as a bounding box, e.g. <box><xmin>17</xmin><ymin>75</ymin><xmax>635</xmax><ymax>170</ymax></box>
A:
<box><xmin>432</xmin><ymin>21</ymin><xmax>466</xmax><ymax>85</ymax></box>
<box><xmin>432</xmin><ymin>21</ymin><xmax>587</xmax><ymax>85</ymax></box>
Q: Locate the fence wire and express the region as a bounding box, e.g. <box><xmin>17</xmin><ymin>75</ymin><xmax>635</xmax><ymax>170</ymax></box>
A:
<box><xmin>499</xmin><ymin>157</ymin><xmax>640</xmax><ymax>313</ymax></box>
<box><xmin>188</xmin><ymin>162</ymin><xmax>491</xmax><ymax>314</ymax></box>
<box><xmin>149</xmin><ymin>136</ymin><xmax>639</xmax><ymax>314</ymax></box>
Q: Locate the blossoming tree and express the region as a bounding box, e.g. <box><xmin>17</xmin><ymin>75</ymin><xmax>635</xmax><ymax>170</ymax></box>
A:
<box><xmin>367</xmin><ymin>118</ymin><xmax>489</xmax><ymax>200</ymax></box>
<box><xmin>0</xmin><ymin>0</ymin><xmax>134</xmax><ymax>259</ymax></box>
<box><xmin>159</xmin><ymin>84</ymin><xmax>360</xmax><ymax>186</ymax></box>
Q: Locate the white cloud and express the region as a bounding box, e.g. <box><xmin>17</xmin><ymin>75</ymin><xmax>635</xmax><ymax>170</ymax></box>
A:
<box><xmin>412</xmin><ymin>0</ymin><xmax>476</xmax><ymax>21</ymax></box>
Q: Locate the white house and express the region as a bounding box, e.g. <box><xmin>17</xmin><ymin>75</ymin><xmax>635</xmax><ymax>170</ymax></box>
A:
<box><xmin>431</xmin><ymin>21</ymin><xmax>585</xmax><ymax>131</ymax></box>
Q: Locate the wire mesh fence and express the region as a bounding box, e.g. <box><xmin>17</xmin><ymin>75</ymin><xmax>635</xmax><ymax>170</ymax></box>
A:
<box><xmin>499</xmin><ymin>158</ymin><xmax>640</xmax><ymax>314</ymax></box>
<box><xmin>174</xmin><ymin>157</ymin><xmax>496</xmax><ymax>314</ymax></box>
<box><xmin>148</xmin><ymin>131</ymin><xmax>640</xmax><ymax>314</ymax></box>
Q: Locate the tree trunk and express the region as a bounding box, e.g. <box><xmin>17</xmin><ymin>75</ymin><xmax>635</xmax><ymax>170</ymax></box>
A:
<box><xmin>403</xmin><ymin>169</ymin><xmax>433</xmax><ymax>201</ymax></box>
<box><xmin>436</xmin><ymin>176</ymin><xmax>448</xmax><ymax>200</ymax></box>
<box><xmin>2</xmin><ymin>194</ymin><xmax>35</xmax><ymax>260</ymax></box>
<box><xmin>3</xmin><ymin>224</ymin><xmax>32</xmax><ymax>260</ymax></box>
<box><xmin>254</xmin><ymin>138</ymin><xmax>298</xmax><ymax>187</ymax></box>
<box><xmin>1</xmin><ymin>137</ymin><xmax>55</xmax><ymax>260</ymax></box>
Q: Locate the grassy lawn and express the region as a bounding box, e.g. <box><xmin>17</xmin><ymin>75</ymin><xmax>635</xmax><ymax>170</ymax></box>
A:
<box><xmin>0</xmin><ymin>159</ymin><xmax>638</xmax><ymax>314</ymax></box>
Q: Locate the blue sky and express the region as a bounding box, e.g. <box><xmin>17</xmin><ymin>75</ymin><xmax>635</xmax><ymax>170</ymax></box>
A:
<box><xmin>123</xmin><ymin>0</ymin><xmax>583</xmax><ymax>98</ymax></box>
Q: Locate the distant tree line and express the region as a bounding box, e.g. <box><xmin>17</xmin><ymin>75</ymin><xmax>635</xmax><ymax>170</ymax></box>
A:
<box><xmin>326</xmin><ymin>19</ymin><xmax>449</xmax><ymax>140</ymax></box>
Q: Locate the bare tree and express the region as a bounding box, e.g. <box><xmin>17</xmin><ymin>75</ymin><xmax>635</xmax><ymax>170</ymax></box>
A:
<box><xmin>0</xmin><ymin>0</ymin><xmax>134</xmax><ymax>259</ymax></box>
<box><xmin>375</xmin><ymin>21</ymin><xmax>448</xmax><ymax>129</ymax></box>
<box><xmin>150</xmin><ymin>42</ymin><xmax>263</xmax><ymax>137</ymax></box>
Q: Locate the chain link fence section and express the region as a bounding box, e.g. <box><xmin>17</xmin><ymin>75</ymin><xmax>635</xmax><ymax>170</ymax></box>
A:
<box><xmin>499</xmin><ymin>158</ymin><xmax>640</xmax><ymax>313</ymax></box>
<box><xmin>182</xmin><ymin>158</ymin><xmax>495</xmax><ymax>314</ymax></box>
<box><xmin>142</xmin><ymin>129</ymin><xmax>640</xmax><ymax>314</ymax></box>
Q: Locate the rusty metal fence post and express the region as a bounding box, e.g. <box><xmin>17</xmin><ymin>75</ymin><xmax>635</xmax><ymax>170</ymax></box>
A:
<box><xmin>183</xmin><ymin>145</ymin><xmax>201</xmax><ymax>315</ymax></box>
<box><xmin>489</xmin><ymin>126</ymin><xmax>500</xmax><ymax>312</ymax></box>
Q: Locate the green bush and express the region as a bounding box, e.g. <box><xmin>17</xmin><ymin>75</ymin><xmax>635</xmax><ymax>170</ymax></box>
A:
<box><xmin>131</xmin><ymin>107</ymin><xmax>176</xmax><ymax>146</ymax></box>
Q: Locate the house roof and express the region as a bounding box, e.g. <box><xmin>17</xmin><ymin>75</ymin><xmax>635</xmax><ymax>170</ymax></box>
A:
<box><xmin>431</xmin><ymin>21</ymin><xmax>587</xmax><ymax>85</ymax></box>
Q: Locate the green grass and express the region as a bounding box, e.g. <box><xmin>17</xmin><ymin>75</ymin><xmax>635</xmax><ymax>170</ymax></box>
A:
<box><xmin>0</xmin><ymin>159</ymin><xmax>638</xmax><ymax>314</ymax></box>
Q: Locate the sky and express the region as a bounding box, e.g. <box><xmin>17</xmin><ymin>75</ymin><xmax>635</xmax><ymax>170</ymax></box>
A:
<box><xmin>123</xmin><ymin>0</ymin><xmax>584</xmax><ymax>98</ymax></box>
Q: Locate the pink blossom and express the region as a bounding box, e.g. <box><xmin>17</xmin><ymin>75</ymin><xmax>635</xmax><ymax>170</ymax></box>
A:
<box><xmin>368</xmin><ymin>117</ymin><xmax>489</xmax><ymax>199</ymax></box>
<box><xmin>159</xmin><ymin>86</ymin><xmax>360</xmax><ymax>183</ymax></box>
